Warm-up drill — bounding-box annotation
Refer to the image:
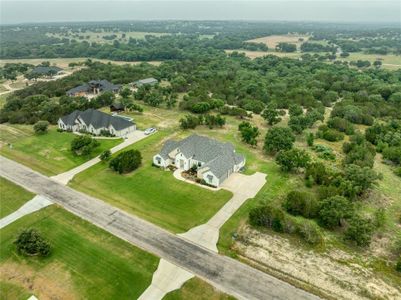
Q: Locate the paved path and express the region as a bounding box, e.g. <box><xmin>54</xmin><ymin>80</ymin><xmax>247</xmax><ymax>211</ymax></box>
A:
<box><xmin>0</xmin><ymin>195</ymin><xmax>53</xmax><ymax>229</ymax></box>
<box><xmin>0</xmin><ymin>156</ymin><xmax>319</xmax><ymax>300</ymax></box>
<box><xmin>51</xmin><ymin>130</ymin><xmax>147</xmax><ymax>185</ymax></box>
<box><xmin>140</xmin><ymin>172</ymin><xmax>267</xmax><ymax>299</ymax></box>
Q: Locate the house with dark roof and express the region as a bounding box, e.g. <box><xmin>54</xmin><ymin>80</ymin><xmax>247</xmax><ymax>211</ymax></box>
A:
<box><xmin>66</xmin><ymin>80</ymin><xmax>121</xmax><ymax>97</ymax></box>
<box><xmin>58</xmin><ymin>109</ymin><xmax>136</xmax><ymax>137</ymax></box>
<box><xmin>153</xmin><ymin>134</ymin><xmax>245</xmax><ymax>187</ymax></box>
<box><xmin>133</xmin><ymin>78</ymin><xmax>158</xmax><ymax>87</ymax></box>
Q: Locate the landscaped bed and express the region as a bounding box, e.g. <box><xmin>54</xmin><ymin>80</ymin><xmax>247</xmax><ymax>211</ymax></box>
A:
<box><xmin>0</xmin><ymin>125</ymin><xmax>122</xmax><ymax>176</ymax></box>
<box><xmin>69</xmin><ymin>131</ymin><xmax>233</xmax><ymax>233</ymax></box>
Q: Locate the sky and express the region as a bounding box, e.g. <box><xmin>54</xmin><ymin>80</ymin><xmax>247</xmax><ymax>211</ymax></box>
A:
<box><xmin>1</xmin><ymin>1</ymin><xmax>400</xmax><ymax>25</ymax></box>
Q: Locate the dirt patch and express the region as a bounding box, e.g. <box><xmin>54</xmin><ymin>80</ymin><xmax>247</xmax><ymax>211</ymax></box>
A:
<box><xmin>235</xmin><ymin>226</ymin><xmax>401</xmax><ymax>300</ymax></box>
<box><xmin>0</xmin><ymin>261</ymin><xmax>77</xmax><ymax>300</ymax></box>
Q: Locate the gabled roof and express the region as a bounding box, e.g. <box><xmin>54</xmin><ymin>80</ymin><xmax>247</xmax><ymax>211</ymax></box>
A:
<box><xmin>159</xmin><ymin>134</ymin><xmax>245</xmax><ymax>180</ymax></box>
<box><xmin>88</xmin><ymin>80</ymin><xmax>121</xmax><ymax>92</ymax></box>
<box><xmin>60</xmin><ymin>109</ymin><xmax>135</xmax><ymax>131</ymax></box>
<box><xmin>66</xmin><ymin>84</ymin><xmax>89</xmax><ymax>95</ymax></box>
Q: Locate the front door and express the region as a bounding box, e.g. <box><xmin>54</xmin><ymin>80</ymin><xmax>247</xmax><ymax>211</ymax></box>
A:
<box><xmin>180</xmin><ymin>159</ymin><xmax>185</xmax><ymax>169</ymax></box>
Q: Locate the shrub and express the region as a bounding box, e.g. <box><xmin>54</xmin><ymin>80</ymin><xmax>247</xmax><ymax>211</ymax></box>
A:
<box><xmin>322</xmin><ymin>128</ymin><xmax>344</xmax><ymax>142</ymax></box>
<box><xmin>109</xmin><ymin>149</ymin><xmax>142</xmax><ymax>174</ymax></box>
<box><xmin>33</xmin><ymin>120</ymin><xmax>49</xmax><ymax>134</ymax></box>
<box><xmin>305</xmin><ymin>162</ymin><xmax>330</xmax><ymax>185</ymax></box>
<box><xmin>14</xmin><ymin>229</ymin><xmax>51</xmax><ymax>257</ymax></box>
<box><xmin>394</xmin><ymin>167</ymin><xmax>401</xmax><ymax>177</ymax></box>
<box><xmin>249</xmin><ymin>205</ymin><xmax>285</xmax><ymax>232</ymax></box>
<box><xmin>284</xmin><ymin>191</ymin><xmax>318</xmax><ymax>218</ymax></box>
<box><xmin>382</xmin><ymin>146</ymin><xmax>401</xmax><ymax>165</ymax></box>
<box><xmin>100</xmin><ymin>149</ymin><xmax>111</xmax><ymax>161</ymax></box>
<box><xmin>297</xmin><ymin>221</ymin><xmax>324</xmax><ymax>245</ymax></box>
<box><xmin>396</xmin><ymin>257</ymin><xmax>401</xmax><ymax>273</ymax></box>
<box><xmin>344</xmin><ymin>215</ymin><xmax>374</xmax><ymax>247</ymax></box>
<box><xmin>179</xmin><ymin>115</ymin><xmax>200</xmax><ymax>129</ymax></box>
<box><xmin>70</xmin><ymin>135</ymin><xmax>100</xmax><ymax>156</ymax></box>
<box><xmin>327</xmin><ymin>117</ymin><xmax>355</xmax><ymax>135</ymax></box>
<box><xmin>306</xmin><ymin>132</ymin><xmax>314</xmax><ymax>146</ymax></box>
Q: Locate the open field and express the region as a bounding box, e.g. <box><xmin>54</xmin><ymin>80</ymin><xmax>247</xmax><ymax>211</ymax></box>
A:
<box><xmin>247</xmin><ymin>34</ymin><xmax>309</xmax><ymax>49</ymax></box>
<box><xmin>0</xmin><ymin>204</ymin><xmax>159</xmax><ymax>299</ymax></box>
<box><xmin>0</xmin><ymin>58</ymin><xmax>162</xmax><ymax>68</ymax></box>
<box><xmin>0</xmin><ymin>177</ymin><xmax>34</xmax><ymax>218</ymax></box>
<box><xmin>47</xmin><ymin>31</ymin><xmax>170</xmax><ymax>44</ymax></box>
<box><xmin>163</xmin><ymin>277</ymin><xmax>235</xmax><ymax>300</ymax></box>
<box><xmin>69</xmin><ymin>130</ymin><xmax>232</xmax><ymax>233</ymax></box>
<box><xmin>0</xmin><ymin>125</ymin><xmax>122</xmax><ymax>176</ymax></box>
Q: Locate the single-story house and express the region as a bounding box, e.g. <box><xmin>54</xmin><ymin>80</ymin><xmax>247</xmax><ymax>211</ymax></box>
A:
<box><xmin>66</xmin><ymin>80</ymin><xmax>121</xmax><ymax>97</ymax></box>
<box><xmin>110</xmin><ymin>103</ymin><xmax>125</xmax><ymax>112</ymax></box>
<box><xmin>31</xmin><ymin>66</ymin><xmax>63</xmax><ymax>77</ymax></box>
<box><xmin>133</xmin><ymin>78</ymin><xmax>158</xmax><ymax>87</ymax></box>
<box><xmin>153</xmin><ymin>134</ymin><xmax>245</xmax><ymax>187</ymax></box>
<box><xmin>58</xmin><ymin>108</ymin><xmax>136</xmax><ymax>137</ymax></box>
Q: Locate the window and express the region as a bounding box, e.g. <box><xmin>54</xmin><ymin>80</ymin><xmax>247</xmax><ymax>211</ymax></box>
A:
<box><xmin>198</xmin><ymin>162</ymin><xmax>202</xmax><ymax>167</ymax></box>
<box><xmin>156</xmin><ymin>157</ymin><xmax>161</xmax><ymax>165</ymax></box>
<box><xmin>207</xmin><ymin>175</ymin><xmax>213</xmax><ymax>183</ymax></box>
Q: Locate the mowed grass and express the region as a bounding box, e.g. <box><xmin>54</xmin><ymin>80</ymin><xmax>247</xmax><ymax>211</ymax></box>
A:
<box><xmin>0</xmin><ymin>204</ymin><xmax>159</xmax><ymax>299</ymax></box>
<box><xmin>0</xmin><ymin>125</ymin><xmax>122</xmax><ymax>176</ymax></box>
<box><xmin>0</xmin><ymin>178</ymin><xmax>34</xmax><ymax>218</ymax></box>
<box><xmin>69</xmin><ymin>131</ymin><xmax>232</xmax><ymax>233</ymax></box>
<box><xmin>163</xmin><ymin>277</ymin><xmax>235</xmax><ymax>300</ymax></box>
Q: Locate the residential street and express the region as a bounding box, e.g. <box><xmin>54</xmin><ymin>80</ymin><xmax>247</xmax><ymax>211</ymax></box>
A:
<box><xmin>0</xmin><ymin>156</ymin><xmax>319</xmax><ymax>300</ymax></box>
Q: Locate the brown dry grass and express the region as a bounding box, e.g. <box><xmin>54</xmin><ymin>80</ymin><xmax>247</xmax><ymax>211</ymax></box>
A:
<box><xmin>247</xmin><ymin>34</ymin><xmax>309</xmax><ymax>48</ymax></box>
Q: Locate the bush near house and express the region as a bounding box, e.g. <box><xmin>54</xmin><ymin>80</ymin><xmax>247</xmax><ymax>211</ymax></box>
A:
<box><xmin>109</xmin><ymin>149</ymin><xmax>142</xmax><ymax>174</ymax></box>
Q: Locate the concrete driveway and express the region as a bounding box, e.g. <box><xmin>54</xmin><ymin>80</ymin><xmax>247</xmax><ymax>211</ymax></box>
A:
<box><xmin>140</xmin><ymin>172</ymin><xmax>267</xmax><ymax>299</ymax></box>
<box><xmin>51</xmin><ymin>130</ymin><xmax>147</xmax><ymax>185</ymax></box>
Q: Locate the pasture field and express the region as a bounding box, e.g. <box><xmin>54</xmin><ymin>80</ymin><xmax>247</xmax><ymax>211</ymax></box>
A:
<box><xmin>0</xmin><ymin>178</ymin><xmax>35</xmax><ymax>218</ymax></box>
<box><xmin>247</xmin><ymin>34</ymin><xmax>309</xmax><ymax>49</ymax></box>
<box><xmin>69</xmin><ymin>131</ymin><xmax>232</xmax><ymax>233</ymax></box>
<box><xmin>0</xmin><ymin>125</ymin><xmax>122</xmax><ymax>176</ymax></box>
<box><xmin>0</xmin><ymin>204</ymin><xmax>159</xmax><ymax>299</ymax></box>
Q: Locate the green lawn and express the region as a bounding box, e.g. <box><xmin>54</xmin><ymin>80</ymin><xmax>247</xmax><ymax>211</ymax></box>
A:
<box><xmin>0</xmin><ymin>178</ymin><xmax>35</xmax><ymax>218</ymax></box>
<box><xmin>0</xmin><ymin>205</ymin><xmax>159</xmax><ymax>299</ymax></box>
<box><xmin>0</xmin><ymin>125</ymin><xmax>122</xmax><ymax>176</ymax></box>
<box><xmin>69</xmin><ymin>131</ymin><xmax>232</xmax><ymax>233</ymax></box>
<box><xmin>163</xmin><ymin>277</ymin><xmax>235</xmax><ymax>300</ymax></box>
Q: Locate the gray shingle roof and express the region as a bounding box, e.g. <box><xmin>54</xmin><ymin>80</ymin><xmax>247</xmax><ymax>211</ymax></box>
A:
<box><xmin>66</xmin><ymin>80</ymin><xmax>120</xmax><ymax>96</ymax></box>
<box><xmin>159</xmin><ymin>134</ymin><xmax>245</xmax><ymax>180</ymax></box>
<box><xmin>60</xmin><ymin>109</ymin><xmax>135</xmax><ymax>131</ymax></box>
<box><xmin>66</xmin><ymin>84</ymin><xmax>89</xmax><ymax>96</ymax></box>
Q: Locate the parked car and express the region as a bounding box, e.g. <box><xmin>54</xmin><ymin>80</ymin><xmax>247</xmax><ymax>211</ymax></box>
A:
<box><xmin>144</xmin><ymin>127</ymin><xmax>157</xmax><ymax>135</ymax></box>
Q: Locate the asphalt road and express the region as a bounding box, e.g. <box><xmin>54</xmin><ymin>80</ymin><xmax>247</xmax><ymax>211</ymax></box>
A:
<box><xmin>0</xmin><ymin>156</ymin><xmax>319</xmax><ymax>300</ymax></box>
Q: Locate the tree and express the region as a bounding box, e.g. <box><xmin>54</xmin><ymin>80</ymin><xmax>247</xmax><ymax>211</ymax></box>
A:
<box><xmin>276</xmin><ymin>148</ymin><xmax>310</xmax><ymax>172</ymax></box>
<box><xmin>14</xmin><ymin>228</ymin><xmax>51</xmax><ymax>257</ymax></box>
<box><xmin>276</xmin><ymin>42</ymin><xmax>297</xmax><ymax>52</ymax></box>
<box><xmin>262</xmin><ymin>103</ymin><xmax>281</xmax><ymax>125</ymax></box>
<box><xmin>238</xmin><ymin>121</ymin><xmax>260</xmax><ymax>146</ymax></box>
<box><xmin>33</xmin><ymin>120</ymin><xmax>49</xmax><ymax>134</ymax></box>
<box><xmin>109</xmin><ymin>149</ymin><xmax>142</xmax><ymax>174</ymax></box>
<box><xmin>264</xmin><ymin>127</ymin><xmax>295</xmax><ymax>154</ymax></box>
<box><xmin>344</xmin><ymin>215</ymin><xmax>374</xmax><ymax>246</ymax></box>
<box><xmin>180</xmin><ymin>115</ymin><xmax>200</xmax><ymax>129</ymax></box>
<box><xmin>289</xmin><ymin>104</ymin><xmax>303</xmax><ymax>117</ymax></box>
<box><xmin>70</xmin><ymin>135</ymin><xmax>100</xmax><ymax>156</ymax></box>
<box><xmin>318</xmin><ymin>195</ymin><xmax>353</xmax><ymax>229</ymax></box>
<box><xmin>100</xmin><ymin>149</ymin><xmax>111</xmax><ymax>161</ymax></box>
